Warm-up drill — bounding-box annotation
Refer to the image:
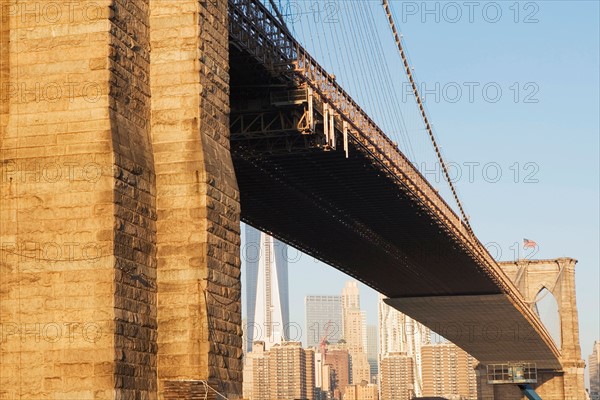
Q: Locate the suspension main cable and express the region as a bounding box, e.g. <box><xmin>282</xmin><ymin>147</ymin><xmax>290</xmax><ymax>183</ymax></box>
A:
<box><xmin>268</xmin><ymin>0</ymin><xmax>287</xmax><ymax>30</ymax></box>
<box><xmin>381</xmin><ymin>0</ymin><xmax>474</xmax><ymax>235</ymax></box>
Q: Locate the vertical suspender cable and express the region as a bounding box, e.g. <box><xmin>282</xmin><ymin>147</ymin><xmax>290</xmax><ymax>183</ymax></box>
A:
<box><xmin>381</xmin><ymin>0</ymin><xmax>474</xmax><ymax>235</ymax></box>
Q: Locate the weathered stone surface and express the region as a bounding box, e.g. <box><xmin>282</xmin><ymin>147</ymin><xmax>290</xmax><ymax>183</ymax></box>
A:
<box><xmin>1</xmin><ymin>0</ymin><xmax>241</xmax><ymax>398</ymax></box>
<box><xmin>109</xmin><ymin>0</ymin><xmax>157</xmax><ymax>398</ymax></box>
<box><xmin>150</xmin><ymin>0</ymin><xmax>241</xmax><ymax>397</ymax></box>
<box><xmin>1</xmin><ymin>1</ymin><xmax>117</xmax><ymax>399</ymax></box>
<box><xmin>163</xmin><ymin>380</ymin><xmax>215</xmax><ymax>400</ymax></box>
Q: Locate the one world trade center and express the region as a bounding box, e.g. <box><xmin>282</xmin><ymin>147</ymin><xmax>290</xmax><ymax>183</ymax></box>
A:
<box><xmin>244</xmin><ymin>225</ymin><xmax>290</xmax><ymax>352</ymax></box>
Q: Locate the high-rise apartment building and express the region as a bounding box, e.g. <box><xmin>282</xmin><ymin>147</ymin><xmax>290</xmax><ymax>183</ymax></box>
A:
<box><xmin>306</xmin><ymin>347</ymin><xmax>316</xmax><ymax>400</ymax></box>
<box><xmin>269</xmin><ymin>341</ymin><xmax>315</xmax><ymax>400</ymax></box>
<box><xmin>245</xmin><ymin>225</ymin><xmax>289</xmax><ymax>351</ymax></box>
<box><xmin>380</xmin><ymin>352</ymin><xmax>414</xmax><ymax>400</ymax></box>
<box><xmin>421</xmin><ymin>342</ymin><xmax>478</xmax><ymax>400</ymax></box>
<box><xmin>242</xmin><ymin>341</ymin><xmax>270</xmax><ymax>400</ymax></box>
<box><xmin>243</xmin><ymin>340</ymin><xmax>316</xmax><ymax>400</ymax></box>
<box><xmin>305</xmin><ymin>295</ymin><xmax>343</xmax><ymax>348</ymax></box>
<box><xmin>343</xmin><ymin>381</ymin><xmax>379</xmax><ymax>400</ymax></box>
<box><xmin>378</xmin><ymin>295</ymin><xmax>430</xmax><ymax>396</ymax></box>
<box><xmin>590</xmin><ymin>341</ymin><xmax>600</xmax><ymax>400</ymax></box>
<box><xmin>322</xmin><ymin>364</ymin><xmax>333</xmax><ymax>395</ymax></box>
<box><xmin>325</xmin><ymin>347</ymin><xmax>350</xmax><ymax>400</ymax></box>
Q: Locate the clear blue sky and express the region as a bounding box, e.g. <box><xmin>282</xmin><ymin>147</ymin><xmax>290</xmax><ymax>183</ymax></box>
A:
<box><xmin>241</xmin><ymin>0</ymin><xmax>599</xmax><ymax>377</ymax></box>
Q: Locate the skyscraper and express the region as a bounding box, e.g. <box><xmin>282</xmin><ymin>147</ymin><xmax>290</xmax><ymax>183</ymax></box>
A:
<box><xmin>366</xmin><ymin>325</ymin><xmax>378</xmax><ymax>380</ymax></box>
<box><xmin>342</xmin><ymin>281</ymin><xmax>370</xmax><ymax>385</ymax></box>
<box><xmin>421</xmin><ymin>342</ymin><xmax>478</xmax><ymax>400</ymax></box>
<box><xmin>378</xmin><ymin>295</ymin><xmax>429</xmax><ymax>396</ymax></box>
<box><xmin>305</xmin><ymin>295</ymin><xmax>343</xmax><ymax>348</ymax></box>
<box><xmin>350</xmin><ymin>352</ymin><xmax>371</xmax><ymax>385</ymax></box>
<box><xmin>342</xmin><ymin>281</ymin><xmax>360</xmax><ymax>310</ymax></box>
<box><xmin>342</xmin><ymin>281</ymin><xmax>366</xmax><ymax>354</ymax></box>
<box><xmin>590</xmin><ymin>341</ymin><xmax>600</xmax><ymax>400</ymax></box>
<box><xmin>378</xmin><ymin>295</ymin><xmax>430</xmax><ymax>356</ymax></box>
<box><xmin>344</xmin><ymin>381</ymin><xmax>379</xmax><ymax>400</ymax></box>
<box><xmin>344</xmin><ymin>308</ymin><xmax>366</xmax><ymax>355</ymax></box>
<box><xmin>244</xmin><ymin>225</ymin><xmax>290</xmax><ymax>351</ymax></box>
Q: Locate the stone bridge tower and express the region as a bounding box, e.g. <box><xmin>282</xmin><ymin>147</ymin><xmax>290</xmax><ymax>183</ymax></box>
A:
<box><xmin>1</xmin><ymin>0</ymin><xmax>242</xmax><ymax>399</ymax></box>
<box><xmin>477</xmin><ymin>258</ymin><xmax>587</xmax><ymax>400</ymax></box>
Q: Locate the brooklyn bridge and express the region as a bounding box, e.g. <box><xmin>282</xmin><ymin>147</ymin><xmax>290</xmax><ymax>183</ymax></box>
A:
<box><xmin>0</xmin><ymin>0</ymin><xmax>588</xmax><ymax>399</ymax></box>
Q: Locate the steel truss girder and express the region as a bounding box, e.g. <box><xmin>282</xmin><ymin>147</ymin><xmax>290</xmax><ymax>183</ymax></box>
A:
<box><xmin>231</xmin><ymin>108</ymin><xmax>311</xmax><ymax>139</ymax></box>
<box><xmin>230</xmin><ymin>103</ymin><xmax>321</xmax><ymax>155</ymax></box>
<box><xmin>229</xmin><ymin>0</ymin><xmax>296</xmax><ymax>77</ymax></box>
<box><xmin>231</xmin><ymin>91</ymin><xmax>352</xmax><ymax>156</ymax></box>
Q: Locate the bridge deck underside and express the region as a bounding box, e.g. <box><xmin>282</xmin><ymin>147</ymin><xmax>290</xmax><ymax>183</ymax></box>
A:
<box><xmin>230</xmin><ymin>45</ymin><xmax>499</xmax><ymax>298</ymax></box>
<box><xmin>386</xmin><ymin>295</ymin><xmax>561</xmax><ymax>369</ymax></box>
<box><xmin>234</xmin><ymin>147</ymin><xmax>501</xmax><ymax>298</ymax></box>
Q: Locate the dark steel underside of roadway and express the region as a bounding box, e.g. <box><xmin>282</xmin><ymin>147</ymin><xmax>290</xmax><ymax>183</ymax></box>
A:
<box><xmin>229</xmin><ymin>45</ymin><xmax>500</xmax><ymax>300</ymax></box>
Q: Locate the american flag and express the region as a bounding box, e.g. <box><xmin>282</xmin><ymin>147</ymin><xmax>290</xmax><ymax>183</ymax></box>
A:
<box><xmin>523</xmin><ymin>238</ymin><xmax>538</xmax><ymax>249</ymax></box>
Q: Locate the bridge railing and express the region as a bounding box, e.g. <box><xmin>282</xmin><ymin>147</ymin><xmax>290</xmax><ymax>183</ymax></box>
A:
<box><xmin>228</xmin><ymin>0</ymin><xmax>560</xmax><ymax>357</ymax></box>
